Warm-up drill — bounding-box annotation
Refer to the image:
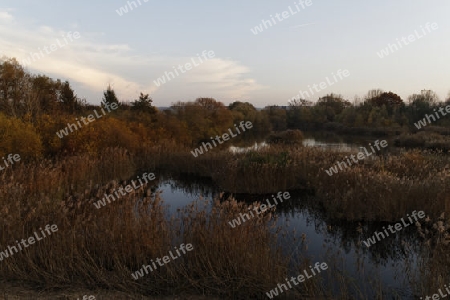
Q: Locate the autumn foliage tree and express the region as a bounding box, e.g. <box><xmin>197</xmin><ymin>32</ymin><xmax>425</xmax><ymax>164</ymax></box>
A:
<box><xmin>0</xmin><ymin>113</ymin><xmax>42</xmax><ymax>159</ymax></box>
<box><xmin>316</xmin><ymin>94</ymin><xmax>351</xmax><ymax>122</ymax></box>
<box><xmin>171</xmin><ymin>98</ymin><xmax>233</xmax><ymax>145</ymax></box>
<box><xmin>368</xmin><ymin>92</ymin><xmax>404</xmax><ymax>108</ymax></box>
<box><xmin>0</xmin><ymin>58</ymin><xmax>27</xmax><ymax>117</ymax></box>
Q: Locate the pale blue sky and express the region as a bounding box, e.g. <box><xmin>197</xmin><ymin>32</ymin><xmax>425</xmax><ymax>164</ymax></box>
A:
<box><xmin>1</xmin><ymin>0</ymin><xmax>449</xmax><ymax>107</ymax></box>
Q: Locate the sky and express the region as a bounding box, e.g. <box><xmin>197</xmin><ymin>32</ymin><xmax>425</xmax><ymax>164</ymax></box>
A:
<box><xmin>0</xmin><ymin>0</ymin><xmax>449</xmax><ymax>107</ymax></box>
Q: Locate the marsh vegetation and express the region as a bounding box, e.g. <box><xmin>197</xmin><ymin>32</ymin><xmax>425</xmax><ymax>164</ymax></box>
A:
<box><xmin>0</xmin><ymin>58</ymin><xmax>449</xmax><ymax>299</ymax></box>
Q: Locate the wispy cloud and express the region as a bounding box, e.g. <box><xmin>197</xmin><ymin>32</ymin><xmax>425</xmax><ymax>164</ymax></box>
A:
<box><xmin>149</xmin><ymin>55</ymin><xmax>264</xmax><ymax>100</ymax></box>
<box><xmin>0</xmin><ymin>11</ymin><xmax>146</xmax><ymax>100</ymax></box>
<box><xmin>183</xmin><ymin>58</ymin><xmax>264</xmax><ymax>98</ymax></box>
<box><xmin>0</xmin><ymin>10</ymin><xmax>14</xmax><ymax>23</ymax></box>
<box><xmin>0</xmin><ymin>9</ymin><xmax>262</xmax><ymax>103</ymax></box>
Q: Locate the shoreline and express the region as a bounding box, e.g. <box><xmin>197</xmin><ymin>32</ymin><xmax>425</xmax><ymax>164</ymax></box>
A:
<box><xmin>0</xmin><ymin>281</ymin><xmax>220</xmax><ymax>300</ymax></box>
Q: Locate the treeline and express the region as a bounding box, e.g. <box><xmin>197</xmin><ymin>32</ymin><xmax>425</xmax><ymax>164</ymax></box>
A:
<box><xmin>286</xmin><ymin>90</ymin><xmax>450</xmax><ymax>132</ymax></box>
<box><xmin>1</xmin><ymin>57</ymin><xmax>450</xmax><ymax>159</ymax></box>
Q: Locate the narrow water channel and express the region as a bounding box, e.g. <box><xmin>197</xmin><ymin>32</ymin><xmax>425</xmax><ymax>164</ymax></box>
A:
<box><xmin>153</xmin><ymin>176</ymin><xmax>421</xmax><ymax>299</ymax></box>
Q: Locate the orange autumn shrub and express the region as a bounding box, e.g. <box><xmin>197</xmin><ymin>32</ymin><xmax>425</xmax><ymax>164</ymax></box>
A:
<box><xmin>0</xmin><ymin>113</ymin><xmax>42</xmax><ymax>159</ymax></box>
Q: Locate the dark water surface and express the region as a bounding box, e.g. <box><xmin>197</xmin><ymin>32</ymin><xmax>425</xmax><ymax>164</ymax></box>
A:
<box><xmin>154</xmin><ymin>175</ymin><xmax>421</xmax><ymax>299</ymax></box>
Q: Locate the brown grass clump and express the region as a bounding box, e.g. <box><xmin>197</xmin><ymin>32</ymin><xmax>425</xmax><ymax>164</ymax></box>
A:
<box><xmin>409</xmin><ymin>212</ymin><xmax>450</xmax><ymax>297</ymax></box>
<box><xmin>266</xmin><ymin>129</ymin><xmax>305</xmax><ymax>145</ymax></box>
<box><xmin>148</xmin><ymin>145</ymin><xmax>450</xmax><ymax>221</ymax></box>
<box><xmin>148</xmin><ymin>143</ymin><xmax>450</xmax><ymax>221</ymax></box>
<box><xmin>172</xmin><ymin>198</ymin><xmax>288</xmax><ymax>297</ymax></box>
<box><xmin>395</xmin><ymin>131</ymin><xmax>450</xmax><ymax>151</ymax></box>
<box><xmin>0</xmin><ymin>150</ymin><xmax>299</xmax><ymax>298</ymax></box>
<box><xmin>314</xmin><ymin>149</ymin><xmax>450</xmax><ymax>221</ymax></box>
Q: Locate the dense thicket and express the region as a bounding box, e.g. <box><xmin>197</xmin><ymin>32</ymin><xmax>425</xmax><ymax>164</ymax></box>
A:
<box><xmin>1</xmin><ymin>57</ymin><xmax>449</xmax><ymax>158</ymax></box>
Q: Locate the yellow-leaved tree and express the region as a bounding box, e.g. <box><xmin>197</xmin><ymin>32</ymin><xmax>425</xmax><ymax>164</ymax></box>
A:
<box><xmin>0</xmin><ymin>113</ymin><xmax>42</xmax><ymax>159</ymax></box>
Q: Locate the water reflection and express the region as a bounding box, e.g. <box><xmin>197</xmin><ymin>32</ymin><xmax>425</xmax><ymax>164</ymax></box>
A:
<box><xmin>229</xmin><ymin>136</ymin><xmax>366</xmax><ymax>153</ymax></box>
<box><xmin>302</xmin><ymin>138</ymin><xmax>360</xmax><ymax>152</ymax></box>
<box><xmin>229</xmin><ymin>142</ymin><xmax>268</xmax><ymax>153</ymax></box>
<box><xmin>153</xmin><ymin>177</ymin><xmax>420</xmax><ymax>298</ymax></box>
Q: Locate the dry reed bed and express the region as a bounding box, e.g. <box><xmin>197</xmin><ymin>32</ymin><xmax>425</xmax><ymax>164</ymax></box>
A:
<box><xmin>311</xmin><ymin>149</ymin><xmax>450</xmax><ymax>221</ymax></box>
<box><xmin>0</xmin><ymin>149</ymin><xmax>306</xmax><ymax>298</ymax></box>
<box><xmin>407</xmin><ymin>212</ymin><xmax>450</xmax><ymax>298</ymax></box>
<box><xmin>1</xmin><ymin>146</ymin><xmax>448</xmax><ymax>298</ymax></box>
<box><xmin>146</xmin><ymin>145</ymin><xmax>450</xmax><ymax>221</ymax></box>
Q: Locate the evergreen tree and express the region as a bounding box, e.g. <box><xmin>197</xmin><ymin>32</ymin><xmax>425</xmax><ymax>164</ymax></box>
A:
<box><xmin>131</xmin><ymin>92</ymin><xmax>156</xmax><ymax>114</ymax></box>
<box><xmin>58</xmin><ymin>80</ymin><xmax>81</xmax><ymax>113</ymax></box>
<box><xmin>102</xmin><ymin>84</ymin><xmax>119</xmax><ymax>108</ymax></box>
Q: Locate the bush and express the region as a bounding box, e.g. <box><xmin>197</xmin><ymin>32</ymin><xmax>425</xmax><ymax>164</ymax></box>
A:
<box><xmin>266</xmin><ymin>129</ymin><xmax>304</xmax><ymax>145</ymax></box>
<box><xmin>395</xmin><ymin>131</ymin><xmax>450</xmax><ymax>150</ymax></box>
<box><xmin>0</xmin><ymin>113</ymin><xmax>42</xmax><ymax>159</ymax></box>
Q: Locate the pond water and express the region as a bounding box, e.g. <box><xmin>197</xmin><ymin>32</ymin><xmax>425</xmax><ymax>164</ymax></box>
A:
<box><xmin>302</xmin><ymin>138</ymin><xmax>361</xmax><ymax>152</ymax></box>
<box><xmin>229</xmin><ymin>132</ymin><xmax>390</xmax><ymax>153</ymax></box>
<box><xmin>154</xmin><ymin>176</ymin><xmax>421</xmax><ymax>299</ymax></box>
